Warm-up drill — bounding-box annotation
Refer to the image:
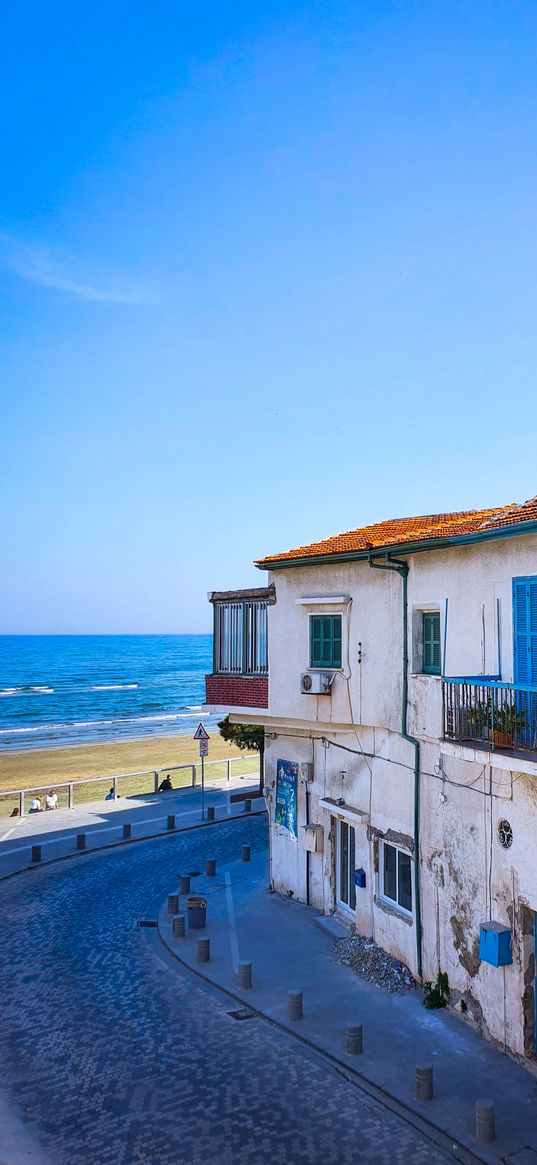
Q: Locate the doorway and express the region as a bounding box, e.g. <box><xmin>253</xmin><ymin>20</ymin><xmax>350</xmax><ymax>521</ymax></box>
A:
<box><xmin>336</xmin><ymin>818</ymin><xmax>356</xmax><ymax>913</ymax></box>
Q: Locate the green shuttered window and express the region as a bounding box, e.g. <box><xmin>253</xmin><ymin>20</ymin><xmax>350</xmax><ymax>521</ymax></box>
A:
<box><xmin>422</xmin><ymin>612</ymin><xmax>441</xmax><ymax>675</ymax></box>
<box><xmin>310</xmin><ymin>615</ymin><xmax>342</xmax><ymax>669</ymax></box>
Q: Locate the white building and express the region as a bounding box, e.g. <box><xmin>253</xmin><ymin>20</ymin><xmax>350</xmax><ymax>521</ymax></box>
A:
<box><xmin>205</xmin><ymin>497</ymin><xmax>537</xmax><ymax>1063</ymax></box>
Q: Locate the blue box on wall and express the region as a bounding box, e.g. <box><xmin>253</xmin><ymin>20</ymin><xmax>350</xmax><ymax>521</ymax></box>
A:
<box><xmin>354</xmin><ymin>868</ymin><xmax>366</xmax><ymax>888</ymax></box>
<box><xmin>479</xmin><ymin>921</ymin><xmax>512</xmax><ymax>967</ymax></box>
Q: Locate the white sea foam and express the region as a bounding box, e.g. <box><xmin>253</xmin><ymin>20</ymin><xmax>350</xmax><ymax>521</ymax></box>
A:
<box><xmin>91</xmin><ymin>684</ymin><xmax>139</xmax><ymax>691</ymax></box>
<box><xmin>0</xmin><ymin>711</ymin><xmax>209</xmax><ymax>736</ymax></box>
<box><xmin>0</xmin><ymin>686</ymin><xmax>54</xmax><ymax>696</ymax></box>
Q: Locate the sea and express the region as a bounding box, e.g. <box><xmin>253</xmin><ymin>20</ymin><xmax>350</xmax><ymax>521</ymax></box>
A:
<box><xmin>0</xmin><ymin>635</ymin><xmax>221</xmax><ymax>751</ymax></box>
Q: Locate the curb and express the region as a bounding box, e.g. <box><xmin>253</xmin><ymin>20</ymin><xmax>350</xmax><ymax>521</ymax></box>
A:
<box><xmin>153</xmin><ymin>903</ymin><xmax>489</xmax><ymax>1165</ymax></box>
<box><xmin>0</xmin><ymin>810</ymin><xmax>267</xmax><ymax>884</ymax></box>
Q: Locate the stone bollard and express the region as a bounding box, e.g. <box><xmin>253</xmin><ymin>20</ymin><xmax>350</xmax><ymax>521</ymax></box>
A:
<box><xmin>288</xmin><ymin>990</ymin><xmax>303</xmax><ymax>1021</ymax></box>
<box><xmin>167</xmin><ymin>815</ymin><xmax>175</xmax><ymax>831</ymax></box>
<box><xmin>346</xmin><ymin>1025</ymin><xmax>363</xmax><ymax>1056</ymax></box>
<box><xmin>122</xmin><ymin>823</ymin><xmax>132</xmax><ymax>841</ymax></box>
<box><xmin>244</xmin><ymin>799</ymin><xmax>252</xmax><ymax>813</ymax></box>
<box><xmin>415</xmin><ymin>1063</ymin><xmax>433</xmax><ymax>1101</ymax></box>
<box><xmin>238</xmin><ymin>961</ymin><xmax>252</xmax><ymax>989</ymax></box>
<box><xmin>206</xmin><ymin>859</ymin><xmax>216</xmax><ymax>877</ymax></box>
<box><xmin>167</xmin><ymin>894</ymin><xmax>179</xmax><ymax>915</ymax></box>
<box><xmin>172</xmin><ymin>914</ymin><xmax>186</xmax><ymax>938</ymax></box>
<box><xmin>241</xmin><ymin>845</ymin><xmax>251</xmax><ymax>863</ymax></box>
<box><xmin>196</xmin><ymin>938</ymin><xmax>210</xmax><ymax>964</ymax></box>
<box><xmin>475</xmin><ymin>1099</ymin><xmax>496</xmax><ymax>1142</ymax></box>
<box><xmin>76</xmin><ymin>833</ymin><xmax>86</xmax><ymax>851</ymax></box>
<box><xmin>31</xmin><ymin>844</ymin><xmax>42</xmax><ymax>863</ymax></box>
<box><xmin>207</xmin><ymin>806</ymin><xmax>215</xmax><ymax>822</ymax></box>
<box><xmin>178</xmin><ymin>875</ymin><xmax>191</xmax><ymax>896</ymax></box>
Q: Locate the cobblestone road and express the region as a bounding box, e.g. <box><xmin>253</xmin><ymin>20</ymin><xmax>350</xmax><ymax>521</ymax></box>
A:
<box><xmin>0</xmin><ymin>818</ymin><xmax>457</xmax><ymax>1165</ymax></box>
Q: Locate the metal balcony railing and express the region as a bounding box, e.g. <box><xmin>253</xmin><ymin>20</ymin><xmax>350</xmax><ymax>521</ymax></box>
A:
<box><xmin>443</xmin><ymin>679</ymin><xmax>537</xmax><ymax>754</ymax></box>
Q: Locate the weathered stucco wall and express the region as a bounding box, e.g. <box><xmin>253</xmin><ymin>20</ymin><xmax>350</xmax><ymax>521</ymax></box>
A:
<box><xmin>262</xmin><ymin>531</ymin><xmax>537</xmax><ymax>1060</ymax></box>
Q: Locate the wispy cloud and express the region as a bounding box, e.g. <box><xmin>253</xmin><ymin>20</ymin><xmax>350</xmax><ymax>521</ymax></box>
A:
<box><xmin>0</xmin><ymin>234</ymin><xmax>163</xmax><ymax>305</ymax></box>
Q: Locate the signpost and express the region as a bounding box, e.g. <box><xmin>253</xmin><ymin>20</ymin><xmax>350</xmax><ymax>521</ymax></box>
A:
<box><xmin>193</xmin><ymin>723</ymin><xmax>210</xmax><ymax>819</ymax></box>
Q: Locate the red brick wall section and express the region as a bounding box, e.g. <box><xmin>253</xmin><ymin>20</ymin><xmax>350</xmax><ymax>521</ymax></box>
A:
<box><xmin>205</xmin><ymin>674</ymin><xmax>269</xmax><ymax>709</ymax></box>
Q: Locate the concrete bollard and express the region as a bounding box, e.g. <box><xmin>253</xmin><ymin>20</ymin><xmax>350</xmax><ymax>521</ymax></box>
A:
<box><xmin>241</xmin><ymin>845</ymin><xmax>251</xmax><ymax>863</ymax></box>
<box><xmin>415</xmin><ymin>1063</ymin><xmax>433</xmax><ymax>1101</ymax></box>
<box><xmin>207</xmin><ymin>806</ymin><xmax>215</xmax><ymax>822</ymax></box>
<box><xmin>244</xmin><ymin>799</ymin><xmax>252</xmax><ymax>813</ymax></box>
<box><xmin>196</xmin><ymin>937</ymin><xmax>211</xmax><ymax>964</ymax></box>
<box><xmin>167</xmin><ymin>815</ymin><xmax>175</xmax><ymax>831</ymax></box>
<box><xmin>122</xmin><ymin>823</ymin><xmax>132</xmax><ymax>841</ymax></box>
<box><xmin>287</xmin><ymin>990</ymin><xmax>303</xmax><ymax>1021</ymax></box>
<box><xmin>475</xmin><ymin>1099</ymin><xmax>496</xmax><ymax>1142</ymax></box>
<box><xmin>178</xmin><ymin>875</ymin><xmax>191</xmax><ymax>896</ymax></box>
<box><xmin>238</xmin><ymin>961</ymin><xmax>252</xmax><ymax>989</ymax></box>
<box><xmin>172</xmin><ymin>914</ymin><xmax>186</xmax><ymax>938</ymax></box>
<box><xmin>206</xmin><ymin>859</ymin><xmax>216</xmax><ymax>877</ymax></box>
<box><xmin>31</xmin><ymin>845</ymin><xmax>42</xmax><ymax>863</ymax></box>
<box><xmin>346</xmin><ymin>1025</ymin><xmax>363</xmax><ymax>1055</ymax></box>
<box><xmin>167</xmin><ymin>894</ymin><xmax>179</xmax><ymax>915</ymax></box>
<box><xmin>76</xmin><ymin>833</ymin><xmax>86</xmax><ymax>851</ymax></box>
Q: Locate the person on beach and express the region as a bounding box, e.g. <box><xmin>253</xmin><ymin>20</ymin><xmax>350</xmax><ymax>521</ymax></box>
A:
<box><xmin>158</xmin><ymin>775</ymin><xmax>173</xmax><ymax>792</ymax></box>
<box><xmin>29</xmin><ymin>796</ymin><xmax>42</xmax><ymax>813</ymax></box>
<box><xmin>45</xmin><ymin>789</ymin><xmax>58</xmax><ymax>810</ymax></box>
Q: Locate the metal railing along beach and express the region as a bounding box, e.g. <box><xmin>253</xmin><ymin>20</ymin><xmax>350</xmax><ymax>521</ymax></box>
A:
<box><xmin>0</xmin><ymin>753</ymin><xmax>259</xmax><ymax>819</ymax></box>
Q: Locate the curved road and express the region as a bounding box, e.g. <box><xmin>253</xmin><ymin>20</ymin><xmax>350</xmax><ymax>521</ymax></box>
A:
<box><xmin>0</xmin><ymin>817</ymin><xmax>455</xmax><ymax>1165</ymax></box>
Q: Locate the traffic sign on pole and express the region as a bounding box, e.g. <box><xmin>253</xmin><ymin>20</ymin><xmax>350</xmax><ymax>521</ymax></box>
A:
<box><xmin>193</xmin><ymin>722</ymin><xmax>210</xmax><ymax>741</ymax></box>
<box><xmin>199</xmin><ymin>739</ymin><xmax>209</xmax><ymax>758</ymax></box>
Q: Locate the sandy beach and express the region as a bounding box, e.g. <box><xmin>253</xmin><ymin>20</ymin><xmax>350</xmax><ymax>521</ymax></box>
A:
<box><xmin>0</xmin><ymin>732</ymin><xmax>248</xmax><ymax>792</ymax></box>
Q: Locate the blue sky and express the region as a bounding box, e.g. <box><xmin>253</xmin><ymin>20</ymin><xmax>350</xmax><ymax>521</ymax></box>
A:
<box><xmin>2</xmin><ymin>0</ymin><xmax>537</xmax><ymax>633</ymax></box>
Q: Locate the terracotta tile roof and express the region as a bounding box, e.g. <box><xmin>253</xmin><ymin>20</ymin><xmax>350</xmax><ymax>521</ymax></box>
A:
<box><xmin>255</xmin><ymin>500</ymin><xmax>537</xmax><ymax>566</ymax></box>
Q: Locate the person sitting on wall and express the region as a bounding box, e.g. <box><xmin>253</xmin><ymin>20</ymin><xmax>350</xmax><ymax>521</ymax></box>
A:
<box><xmin>158</xmin><ymin>775</ymin><xmax>173</xmax><ymax>792</ymax></box>
<box><xmin>45</xmin><ymin>789</ymin><xmax>58</xmax><ymax>810</ymax></box>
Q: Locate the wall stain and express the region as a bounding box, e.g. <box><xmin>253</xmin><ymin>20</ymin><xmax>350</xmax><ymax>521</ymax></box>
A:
<box><xmin>450</xmin><ymin>913</ymin><xmax>480</xmax><ymax>977</ymax></box>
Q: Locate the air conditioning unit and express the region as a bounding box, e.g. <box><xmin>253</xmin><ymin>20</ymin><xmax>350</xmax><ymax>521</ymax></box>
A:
<box><xmin>300</xmin><ymin>672</ymin><xmax>334</xmax><ymax>694</ymax></box>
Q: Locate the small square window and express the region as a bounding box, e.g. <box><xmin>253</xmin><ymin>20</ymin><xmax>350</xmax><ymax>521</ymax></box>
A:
<box><xmin>380</xmin><ymin>841</ymin><xmax>413</xmax><ymax>915</ymax></box>
<box><xmin>310</xmin><ymin>615</ymin><xmax>342</xmax><ymax>669</ymax></box>
<box><xmin>422</xmin><ymin>612</ymin><xmax>441</xmax><ymax>675</ymax></box>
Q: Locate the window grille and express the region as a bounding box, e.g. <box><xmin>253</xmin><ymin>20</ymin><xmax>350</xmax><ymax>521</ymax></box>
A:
<box><xmin>213</xmin><ymin>600</ymin><xmax>268</xmax><ymax>675</ymax></box>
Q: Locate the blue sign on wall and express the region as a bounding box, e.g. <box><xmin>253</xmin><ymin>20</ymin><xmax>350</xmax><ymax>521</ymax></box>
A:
<box><xmin>275</xmin><ymin>759</ymin><xmax>298</xmax><ymax>838</ymax></box>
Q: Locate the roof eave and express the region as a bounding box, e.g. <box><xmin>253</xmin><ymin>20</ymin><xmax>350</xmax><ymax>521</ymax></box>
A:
<box><xmin>254</xmin><ymin>518</ymin><xmax>537</xmax><ymax>571</ymax></box>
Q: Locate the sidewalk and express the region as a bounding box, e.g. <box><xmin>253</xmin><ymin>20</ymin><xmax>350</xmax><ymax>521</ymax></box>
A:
<box><xmin>158</xmin><ymin>850</ymin><xmax>537</xmax><ymax>1165</ymax></box>
<box><xmin>0</xmin><ymin>775</ymin><xmax>261</xmax><ymax>878</ymax></box>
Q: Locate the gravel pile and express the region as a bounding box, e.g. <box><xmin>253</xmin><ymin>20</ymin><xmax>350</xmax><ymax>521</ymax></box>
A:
<box><xmin>334</xmin><ymin>933</ymin><xmax>416</xmax><ymax>993</ymax></box>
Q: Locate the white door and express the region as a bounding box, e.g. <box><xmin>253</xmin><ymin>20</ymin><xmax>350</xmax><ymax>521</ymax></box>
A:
<box><xmin>337</xmin><ymin>819</ymin><xmax>356</xmax><ymax>913</ymax></box>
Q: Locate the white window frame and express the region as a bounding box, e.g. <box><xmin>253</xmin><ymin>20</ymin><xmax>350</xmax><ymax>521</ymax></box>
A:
<box><xmin>308</xmin><ymin>611</ymin><xmax>344</xmax><ymax>672</ymax></box>
<box><xmin>379</xmin><ymin>840</ymin><xmax>413</xmax><ymax>918</ymax></box>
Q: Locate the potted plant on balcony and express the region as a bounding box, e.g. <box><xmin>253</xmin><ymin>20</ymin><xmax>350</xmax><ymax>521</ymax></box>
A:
<box><xmin>491</xmin><ymin>701</ymin><xmax>526</xmax><ymax>749</ymax></box>
<box><xmin>467</xmin><ymin>698</ymin><xmax>491</xmax><ymax>741</ymax></box>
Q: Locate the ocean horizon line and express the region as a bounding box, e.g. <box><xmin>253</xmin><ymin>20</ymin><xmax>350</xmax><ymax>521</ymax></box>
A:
<box><xmin>0</xmin><ymin>631</ymin><xmax>213</xmax><ymax>638</ymax></box>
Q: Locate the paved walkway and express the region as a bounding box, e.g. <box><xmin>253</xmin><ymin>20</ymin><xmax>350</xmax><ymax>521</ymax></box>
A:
<box><xmin>0</xmin><ymin>817</ymin><xmax>457</xmax><ymax>1165</ymax></box>
<box><xmin>159</xmin><ymin>850</ymin><xmax>537</xmax><ymax>1165</ymax></box>
<box><xmin>0</xmin><ymin>774</ymin><xmax>260</xmax><ymax>878</ymax></box>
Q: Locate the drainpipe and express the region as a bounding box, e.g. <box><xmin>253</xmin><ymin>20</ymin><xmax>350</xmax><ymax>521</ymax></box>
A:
<box><xmin>304</xmin><ymin>781</ymin><xmax>311</xmax><ymax>906</ymax></box>
<box><xmin>368</xmin><ymin>553</ymin><xmax>423</xmax><ymax>980</ymax></box>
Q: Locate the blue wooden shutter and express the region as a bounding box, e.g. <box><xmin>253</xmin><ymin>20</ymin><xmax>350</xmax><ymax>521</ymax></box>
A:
<box><xmin>513</xmin><ymin>577</ymin><xmax>537</xmax><ymax>684</ymax></box>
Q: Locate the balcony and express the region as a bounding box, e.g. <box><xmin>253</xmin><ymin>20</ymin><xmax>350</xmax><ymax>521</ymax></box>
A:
<box><xmin>205</xmin><ymin>586</ymin><xmax>275</xmax><ymax>711</ymax></box>
<box><xmin>443</xmin><ymin>679</ymin><xmax>537</xmax><ymax>756</ymax></box>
